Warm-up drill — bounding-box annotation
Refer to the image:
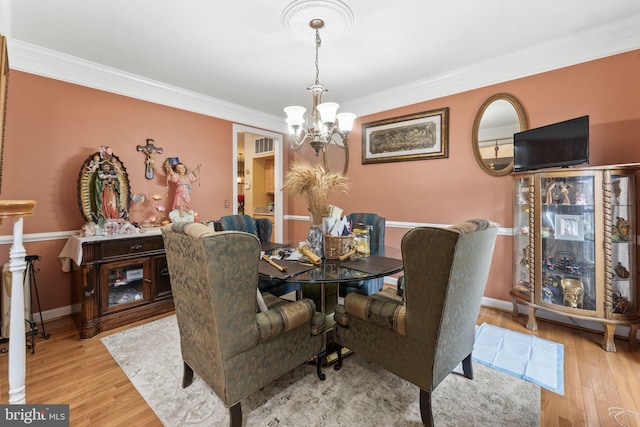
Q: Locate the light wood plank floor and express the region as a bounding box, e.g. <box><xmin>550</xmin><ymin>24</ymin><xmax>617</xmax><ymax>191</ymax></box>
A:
<box><xmin>1</xmin><ymin>307</ymin><xmax>639</xmax><ymax>426</ymax></box>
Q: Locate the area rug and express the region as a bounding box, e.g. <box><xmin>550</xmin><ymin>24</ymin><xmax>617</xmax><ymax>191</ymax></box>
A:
<box><xmin>473</xmin><ymin>322</ymin><xmax>564</xmax><ymax>395</ymax></box>
<box><xmin>102</xmin><ymin>315</ymin><xmax>540</xmax><ymax>426</ymax></box>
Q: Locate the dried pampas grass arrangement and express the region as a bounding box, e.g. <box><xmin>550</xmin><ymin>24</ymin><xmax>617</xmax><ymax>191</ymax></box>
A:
<box><xmin>282</xmin><ymin>161</ymin><xmax>348</xmax><ymax>225</ymax></box>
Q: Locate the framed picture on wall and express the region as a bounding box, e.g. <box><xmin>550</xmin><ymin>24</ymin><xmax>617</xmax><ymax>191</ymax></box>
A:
<box><xmin>361</xmin><ymin>107</ymin><xmax>449</xmax><ymax>164</ymax></box>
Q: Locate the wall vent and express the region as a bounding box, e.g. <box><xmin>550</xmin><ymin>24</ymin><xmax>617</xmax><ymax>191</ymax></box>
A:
<box><xmin>254</xmin><ymin>137</ymin><xmax>274</xmax><ymax>154</ymax></box>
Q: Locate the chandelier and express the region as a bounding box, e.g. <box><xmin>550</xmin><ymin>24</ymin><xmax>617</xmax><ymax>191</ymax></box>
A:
<box><xmin>284</xmin><ymin>18</ymin><xmax>356</xmax><ymax>164</ymax></box>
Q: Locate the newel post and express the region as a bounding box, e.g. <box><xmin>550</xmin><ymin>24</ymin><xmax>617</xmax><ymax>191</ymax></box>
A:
<box><xmin>0</xmin><ymin>200</ymin><xmax>37</xmax><ymax>404</ymax></box>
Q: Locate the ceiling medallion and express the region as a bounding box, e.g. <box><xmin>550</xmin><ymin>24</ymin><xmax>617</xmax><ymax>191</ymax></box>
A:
<box><xmin>282</xmin><ymin>0</ymin><xmax>354</xmax><ymax>43</ymax></box>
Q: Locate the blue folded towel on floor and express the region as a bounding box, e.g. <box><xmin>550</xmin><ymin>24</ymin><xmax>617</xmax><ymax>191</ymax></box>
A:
<box><xmin>473</xmin><ymin>323</ymin><xmax>564</xmax><ymax>395</ymax></box>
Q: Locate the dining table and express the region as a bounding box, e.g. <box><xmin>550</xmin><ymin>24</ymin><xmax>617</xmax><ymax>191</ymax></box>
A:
<box><xmin>258</xmin><ymin>250</ymin><xmax>404</xmax><ymax>364</ymax></box>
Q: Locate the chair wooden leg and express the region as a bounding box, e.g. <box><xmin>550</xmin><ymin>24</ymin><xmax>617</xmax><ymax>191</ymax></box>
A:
<box><xmin>419</xmin><ymin>388</ymin><xmax>433</xmax><ymax>427</ymax></box>
<box><xmin>462</xmin><ymin>353</ymin><xmax>474</xmax><ymax>380</ymax></box>
<box><xmin>229</xmin><ymin>402</ymin><xmax>242</xmax><ymax>427</ymax></box>
<box><xmin>316</xmin><ymin>350</ymin><xmax>326</xmax><ymax>380</ymax></box>
<box><xmin>333</xmin><ymin>344</ymin><xmax>343</xmax><ymax>371</ymax></box>
<box><xmin>182</xmin><ymin>362</ymin><xmax>194</xmax><ymax>388</ymax></box>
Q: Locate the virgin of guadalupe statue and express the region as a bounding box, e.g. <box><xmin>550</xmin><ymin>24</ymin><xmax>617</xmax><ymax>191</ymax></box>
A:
<box><xmin>77</xmin><ymin>148</ymin><xmax>130</xmax><ymax>224</ymax></box>
<box><xmin>95</xmin><ymin>161</ymin><xmax>121</xmax><ymax>221</ymax></box>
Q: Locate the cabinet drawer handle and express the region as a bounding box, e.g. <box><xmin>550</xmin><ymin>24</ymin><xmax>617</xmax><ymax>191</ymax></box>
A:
<box><xmin>130</xmin><ymin>244</ymin><xmax>143</xmax><ymax>251</ymax></box>
<box><xmin>144</xmin><ymin>278</ymin><xmax>152</xmax><ymax>283</ymax></box>
<box><xmin>160</xmin><ymin>268</ymin><xmax>169</xmax><ymax>277</ymax></box>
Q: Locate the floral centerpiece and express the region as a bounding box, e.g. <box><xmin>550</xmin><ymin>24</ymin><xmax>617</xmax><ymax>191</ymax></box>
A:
<box><xmin>282</xmin><ymin>161</ymin><xmax>348</xmax><ymax>226</ymax></box>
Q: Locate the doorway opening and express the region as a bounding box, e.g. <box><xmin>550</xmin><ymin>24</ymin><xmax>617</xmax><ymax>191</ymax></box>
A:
<box><xmin>232</xmin><ymin>125</ymin><xmax>283</xmax><ymax>243</ymax></box>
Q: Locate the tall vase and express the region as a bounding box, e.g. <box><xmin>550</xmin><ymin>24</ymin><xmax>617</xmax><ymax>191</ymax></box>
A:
<box><xmin>307</xmin><ymin>225</ymin><xmax>324</xmax><ymax>258</ymax></box>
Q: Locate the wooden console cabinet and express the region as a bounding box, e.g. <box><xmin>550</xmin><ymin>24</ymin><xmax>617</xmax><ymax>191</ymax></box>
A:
<box><xmin>69</xmin><ymin>231</ymin><xmax>174</xmax><ymax>339</ymax></box>
<box><xmin>511</xmin><ymin>164</ymin><xmax>640</xmax><ymax>351</ymax></box>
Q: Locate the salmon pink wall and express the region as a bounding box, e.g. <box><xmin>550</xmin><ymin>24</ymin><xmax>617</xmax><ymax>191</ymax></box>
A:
<box><xmin>2</xmin><ymin>49</ymin><xmax>640</xmax><ymax>318</ymax></box>
<box><xmin>285</xmin><ymin>50</ymin><xmax>640</xmax><ymax>301</ymax></box>
<box><xmin>0</xmin><ymin>71</ymin><xmax>236</xmax><ymax>314</ymax></box>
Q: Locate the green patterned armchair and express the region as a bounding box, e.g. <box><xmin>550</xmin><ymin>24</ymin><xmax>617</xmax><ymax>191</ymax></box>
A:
<box><xmin>333</xmin><ymin>219</ymin><xmax>499</xmax><ymax>426</ymax></box>
<box><xmin>162</xmin><ymin>222</ymin><xmax>326</xmax><ymax>427</ymax></box>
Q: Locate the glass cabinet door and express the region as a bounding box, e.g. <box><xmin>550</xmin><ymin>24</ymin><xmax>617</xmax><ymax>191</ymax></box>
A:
<box><xmin>513</xmin><ymin>176</ymin><xmax>531</xmax><ymax>298</ymax></box>
<box><xmin>610</xmin><ymin>174</ymin><xmax>636</xmax><ymax>316</ymax></box>
<box><xmin>100</xmin><ymin>259</ymin><xmax>151</xmax><ymax>314</ymax></box>
<box><xmin>538</xmin><ymin>175</ymin><xmax>597</xmax><ymax>314</ymax></box>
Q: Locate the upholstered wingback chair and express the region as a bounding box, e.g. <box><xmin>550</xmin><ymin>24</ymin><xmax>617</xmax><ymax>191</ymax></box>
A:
<box><xmin>162</xmin><ymin>222</ymin><xmax>326</xmax><ymax>426</ymax></box>
<box><xmin>216</xmin><ymin>214</ymin><xmax>296</xmax><ymax>296</ymax></box>
<box><xmin>333</xmin><ymin>219</ymin><xmax>499</xmax><ymax>426</ymax></box>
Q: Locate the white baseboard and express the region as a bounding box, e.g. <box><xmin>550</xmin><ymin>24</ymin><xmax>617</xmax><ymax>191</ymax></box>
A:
<box><xmin>31</xmin><ymin>304</ymin><xmax>75</xmax><ymax>323</ymax></box>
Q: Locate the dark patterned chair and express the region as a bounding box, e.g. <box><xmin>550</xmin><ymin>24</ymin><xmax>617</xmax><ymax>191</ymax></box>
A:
<box><xmin>216</xmin><ymin>214</ymin><xmax>296</xmax><ymax>296</ymax></box>
<box><xmin>342</xmin><ymin>212</ymin><xmax>386</xmax><ymax>296</ymax></box>
<box><xmin>333</xmin><ymin>219</ymin><xmax>499</xmax><ymax>426</ymax></box>
<box><xmin>162</xmin><ymin>222</ymin><xmax>326</xmax><ymax>427</ymax></box>
<box><xmin>216</xmin><ymin>214</ymin><xmax>272</xmax><ymax>244</ymax></box>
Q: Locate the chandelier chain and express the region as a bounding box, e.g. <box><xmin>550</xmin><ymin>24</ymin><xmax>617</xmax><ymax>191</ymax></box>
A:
<box><xmin>314</xmin><ymin>29</ymin><xmax>321</xmax><ymax>85</ymax></box>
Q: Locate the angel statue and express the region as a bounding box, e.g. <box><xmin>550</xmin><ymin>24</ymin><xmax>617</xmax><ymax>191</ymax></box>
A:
<box><xmin>164</xmin><ymin>159</ymin><xmax>202</xmax><ymax>222</ymax></box>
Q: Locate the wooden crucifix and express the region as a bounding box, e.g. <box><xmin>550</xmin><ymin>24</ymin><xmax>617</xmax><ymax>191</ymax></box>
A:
<box><xmin>136</xmin><ymin>138</ymin><xmax>163</xmax><ymax>180</ymax></box>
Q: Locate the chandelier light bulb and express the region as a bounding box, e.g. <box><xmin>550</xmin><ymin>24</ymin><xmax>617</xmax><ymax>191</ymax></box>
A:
<box><xmin>316</xmin><ymin>102</ymin><xmax>339</xmax><ymax>124</ymax></box>
<box><xmin>284</xmin><ymin>106</ymin><xmax>306</xmax><ymax>127</ymax></box>
<box><xmin>336</xmin><ymin>112</ymin><xmax>356</xmax><ymax>133</ymax></box>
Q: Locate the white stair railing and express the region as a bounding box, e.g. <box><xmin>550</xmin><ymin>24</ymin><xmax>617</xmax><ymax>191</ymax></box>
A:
<box><xmin>0</xmin><ymin>200</ymin><xmax>37</xmax><ymax>404</ymax></box>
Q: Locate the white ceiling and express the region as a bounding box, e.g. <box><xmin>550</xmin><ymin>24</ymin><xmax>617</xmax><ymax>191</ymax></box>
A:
<box><xmin>3</xmin><ymin>0</ymin><xmax>640</xmax><ymax>130</ymax></box>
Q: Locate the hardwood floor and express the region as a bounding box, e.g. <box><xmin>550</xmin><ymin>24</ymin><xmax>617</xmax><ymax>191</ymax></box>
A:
<box><xmin>1</xmin><ymin>307</ymin><xmax>639</xmax><ymax>426</ymax></box>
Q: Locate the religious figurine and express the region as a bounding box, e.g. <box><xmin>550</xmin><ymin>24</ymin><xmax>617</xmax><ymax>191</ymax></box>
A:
<box><xmin>137</xmin><ymin>138</ymin><xmax>163</xmax><ymax>180</ymax></box>
<box><xmin>164</xmin><ymin>159</ymin><xmax>202</xmax><ymax>221</ymax></box>
<box><xmin>96</xmin><ymin>161</ymin><xmax>121</xmax><ymax>222</ymax></box>
<box><xmin>545</xmin><ymin>181</ymin><xmax>556</xmax><ymax>204</ymax></box>
<box><xmin>76</xmin><ymin>147</ymin><xmax>131</xmax><ymax>225</ymax></box>
<box><xmin>560</xmin><ymin>181</ymin><xmax>572</xmax><ymax>205</ymax></box>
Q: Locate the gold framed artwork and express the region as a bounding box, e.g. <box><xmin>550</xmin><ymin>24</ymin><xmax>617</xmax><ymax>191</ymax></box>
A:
<box><xmin>361</xmin><ymin>107</ymin><xmax>449</xmax><ymax>164</ymax></box>
<box><xmin>0</xmin><ymin>34</ymin><xmax>9</xmax><ymax>194</ymax></box>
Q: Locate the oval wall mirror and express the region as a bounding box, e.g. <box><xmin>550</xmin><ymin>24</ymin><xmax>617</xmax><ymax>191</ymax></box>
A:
<box><xmin>323</xmin><ymin>136</ymin><xmax>350</xmax><ymax>176</ymax></box>
<box><xmin>472</xmin><ymin>93</ymin><xmax>528</xmax><ymax>176</ymax></box>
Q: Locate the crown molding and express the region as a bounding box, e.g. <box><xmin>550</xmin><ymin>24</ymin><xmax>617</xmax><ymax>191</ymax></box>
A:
<box><xmin>7</xmin><ymin>39</ymin><xmax>288</xmax><ymax>134</ymax></box>
<box><xmin>4</xmin><ymin>14</ymin><xmax>640</xmax><ymax>123</ymax></box>
<box><xmin>341</xmin><ymin>14</ymin><xmax>640</xmax><ymax>117</ymax></box>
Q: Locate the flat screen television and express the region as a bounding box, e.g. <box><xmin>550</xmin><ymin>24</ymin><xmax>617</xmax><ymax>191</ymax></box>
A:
<box><xmin>513</xmin><ymin>115</ymin><xmax>589</xmax><ymax>172</ymax></box>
